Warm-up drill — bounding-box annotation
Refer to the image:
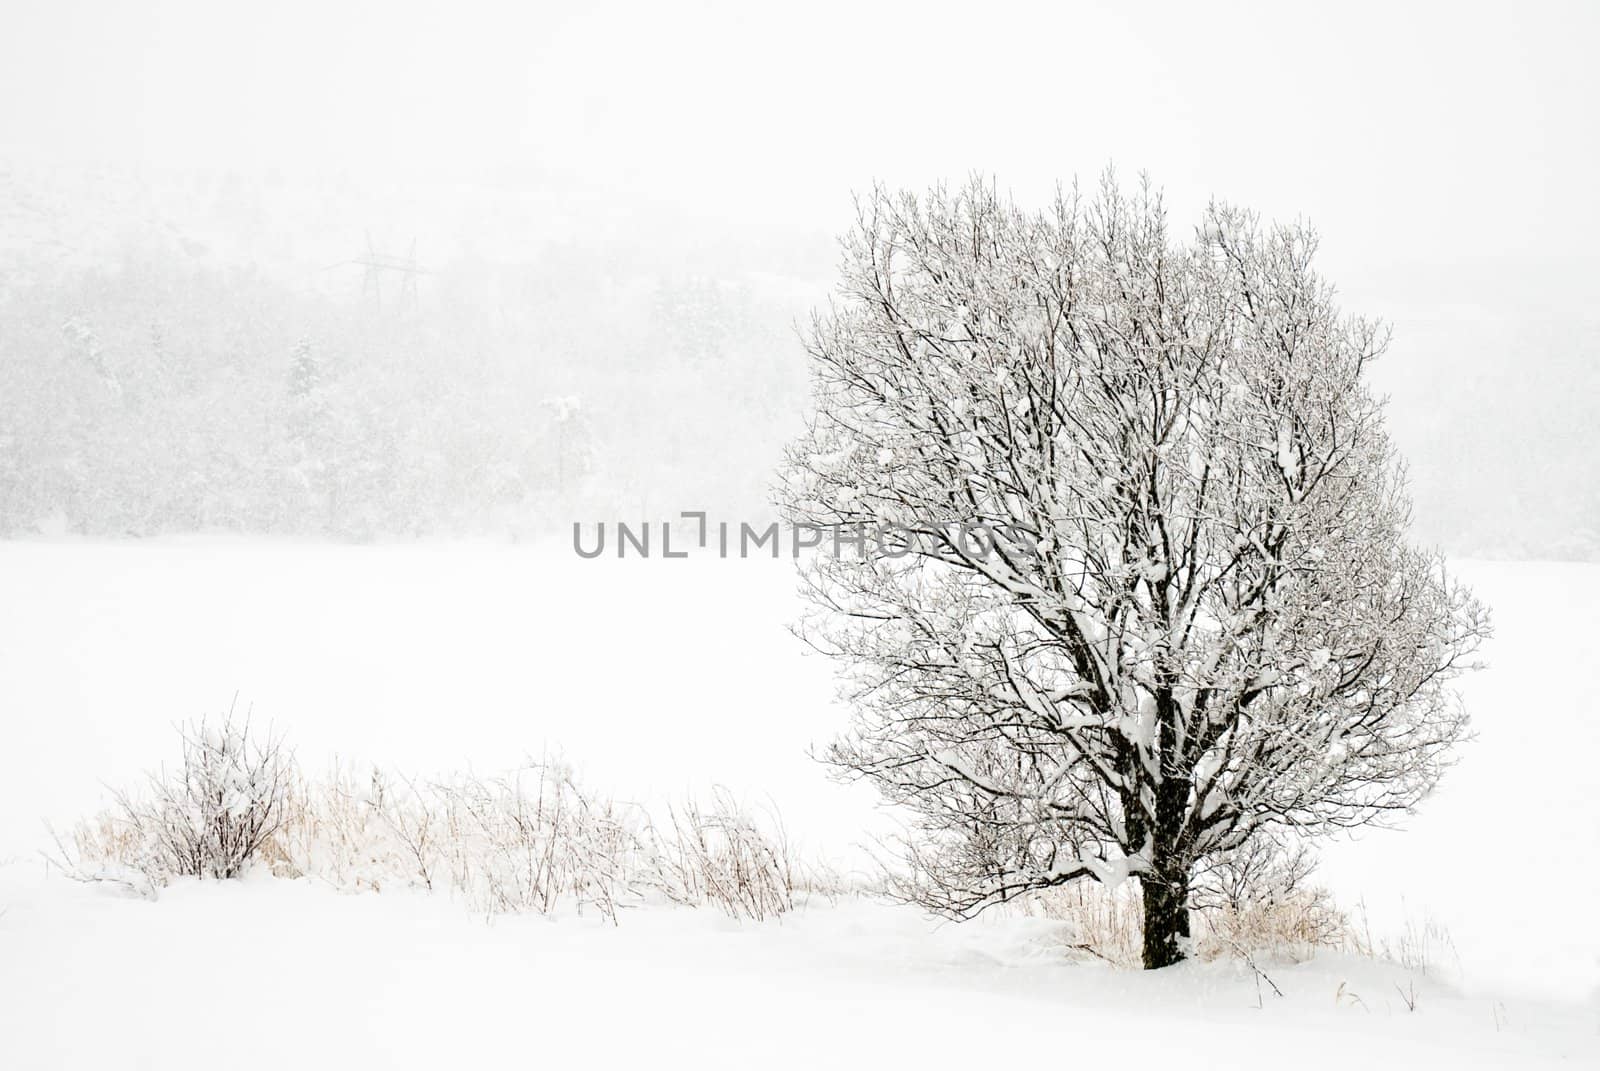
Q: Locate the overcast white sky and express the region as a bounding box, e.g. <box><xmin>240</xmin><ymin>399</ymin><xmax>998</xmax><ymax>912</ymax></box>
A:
<box><xmin>3</xmin><ymin>0</ymin><xmax>1597</xmax><ymax>549</ymax></box>
<box><xmin>5</xmin><ymin>0</ymin><xmax>1595</xmax><ymax>260</ymax></box>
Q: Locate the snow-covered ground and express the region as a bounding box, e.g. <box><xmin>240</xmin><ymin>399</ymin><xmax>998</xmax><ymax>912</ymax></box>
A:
<box><xmin>0</xmin><ymin>541</ymin><xmax>1596</xmax><ymax>1066</ymax></box>
<box><xmin>0</xmin><ymin>863</ymin><xmax>1592</xmax><ymax>1070</ymax></box>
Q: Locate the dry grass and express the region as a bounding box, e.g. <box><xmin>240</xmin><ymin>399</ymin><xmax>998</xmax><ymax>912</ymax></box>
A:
<box><xmin>1027</xmin><ymin>871</ymin><xmax>1461</xmax><ymax>981</ymax></box>
<box><xmin>263</xmin><ymin>761</ymin><xmax>798</xmax><ymax>923</ymax></box>
<box><xmin>56</xmin><ymin>724</ymin><xmax>807</xmax><ymax>924</ymax></box>
<box><xmin>54</xmin><ymin>722</ymin><xmax>1447</xmax><ymax>965</ymax></box>
<box><xmin>1348</xmin><ymin>899</ymin><xmax>1461</xmax><ymax>978</ymax></box>
<box><xmin>1026</xmin><ymin>878</ymin><xmax>1145</xmax><ymax>966</ymax></box>
<box><xmin>1193</xmin><ymin>886</ymin><xmax>1349</xmax><ymax>963</ymax></box>
<box><xmin>659</xmin><ymin>789</ymin><xmax>796</xmax><ymax>920</ymax></box>
<box><xmin>1028</xmin><ymin>838</ymin><xmax>1353</xmax><ymax>969</ymax></box>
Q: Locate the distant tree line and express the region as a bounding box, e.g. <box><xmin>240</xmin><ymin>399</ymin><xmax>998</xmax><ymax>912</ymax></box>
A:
<box><xmin>0</xmin><ymin>248</ymin><xmax>804</xmax><ymax>538</ymax></box>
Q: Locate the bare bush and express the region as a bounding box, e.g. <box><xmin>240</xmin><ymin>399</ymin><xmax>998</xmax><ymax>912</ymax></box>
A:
<box><xmin>64</xmin><ymin>731</ymin><xmax>810</xmax><ymax>924</ymax></box>
<box><xmin>434</xmin><ymin>762</ymin><xmax>654</xmax><ymax>923</ymax></box>
<box><xmin>61</xmin><ymin>713</ymin><xmax>290</xmax><ymax>885</ymax></box>
<box><xmin>658</xmin><ymin>789</ymin><xmax>796</xmax><ymax>920</ymax></box>
<box><xmin>1189</xmin><ymin>836</ymin><xmax>1347</xmax><ymax>961</ymax></box>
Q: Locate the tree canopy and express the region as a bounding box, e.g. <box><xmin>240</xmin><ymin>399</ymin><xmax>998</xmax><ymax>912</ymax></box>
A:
<box><xmin>779</xmin><ymin>174</ymin><xmax>1488</xmax><ymax>968</ymax></box>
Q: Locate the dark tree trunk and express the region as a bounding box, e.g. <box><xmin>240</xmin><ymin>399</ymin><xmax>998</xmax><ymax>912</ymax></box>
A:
<box><xmin>1140</xmin><ymin>866</ymin><xmax>1191</xmax><ymax>969</ymax></box>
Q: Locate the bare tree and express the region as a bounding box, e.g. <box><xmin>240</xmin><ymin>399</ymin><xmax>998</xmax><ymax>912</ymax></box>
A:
<box><xmin>778</xmin><ymin>174</ymin><xmax>1488</xmax><ymax>968</ymax></box>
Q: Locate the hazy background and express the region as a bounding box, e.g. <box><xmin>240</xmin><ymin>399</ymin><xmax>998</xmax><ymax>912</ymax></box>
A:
<box><xmin>2</xmin><ymin>0</ymin><xmax>1597</xmax><ymax>555</ymax></box>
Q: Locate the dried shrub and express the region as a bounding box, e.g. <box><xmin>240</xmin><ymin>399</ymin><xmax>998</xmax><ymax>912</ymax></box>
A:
<box><xmin>658</xmin><ymin>789</ymin><xmax>796</xmax><ymax>920</ymax></box>
<box><xmin>1028</xmin><ymin>879</ymin><xmax>1144</xmax><ymax>967</ymax></box>
<box><xmin>1191</xmin><ymin>836</ymin><xmax>1348</xmax><ymax>962</ymax></box>
<box><xmin>432</xmin><ymin>762</ymin><xmax>654</xmax><ymax>922</ymax></box>
<box><xmin>1027</xmin><ymin>836</ymin><xmax>1349</xmax><ymax>966</ymax></box>
<box><xmin>264</xmin><ymin>765</ymin><xmax>444</xmax><ymax>891</ymax></box>
<box><xmin>64</xmin><ymin>729</ymin><xmax>808</xmax><ymax>924</ymax></box>
<box><xmin>59</xmin><ymin>713</ymin><xmax>290</xmax><ymax>885</ymax></box>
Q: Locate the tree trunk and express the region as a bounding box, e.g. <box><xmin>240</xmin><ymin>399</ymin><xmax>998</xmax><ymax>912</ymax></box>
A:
<box><xmin>1140</xmin><ymin>867</ymin><xmax>1191</xmax><ymax>969</ymax></box>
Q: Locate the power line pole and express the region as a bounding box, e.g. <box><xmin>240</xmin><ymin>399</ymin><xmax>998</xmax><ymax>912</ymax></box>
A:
<box><xmin>356</xmin><ymin>232</ymin><xmax>426</xmax><ymax>314</ymax></box>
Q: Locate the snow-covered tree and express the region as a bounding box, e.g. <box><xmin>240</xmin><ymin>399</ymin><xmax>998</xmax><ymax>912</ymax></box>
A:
<box><xmin>778</xmin><ymin>175</ymin><xmax>1489</xmax><ymax>968</ymax></box>
<box><xmin>287</xmin><ymin>336</ymin><xmax>320</xmax><ymax>400</ymax></box>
